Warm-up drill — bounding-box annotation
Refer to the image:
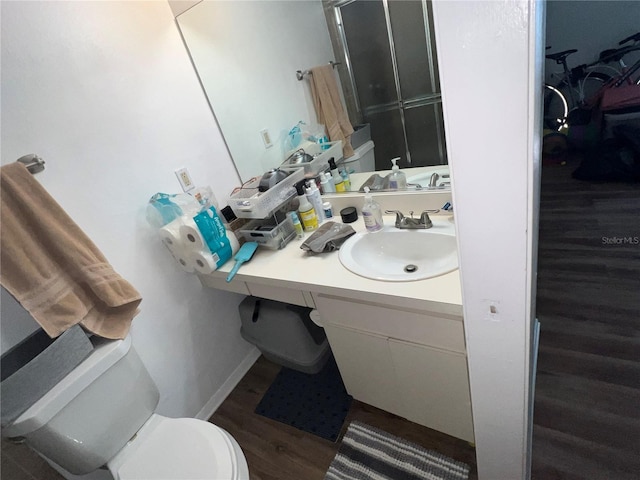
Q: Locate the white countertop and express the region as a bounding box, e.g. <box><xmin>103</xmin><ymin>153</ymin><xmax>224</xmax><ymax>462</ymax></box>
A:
<box><xmin>201</xmin><ymin>214</ymin><xmax>463</xmax><ymax>317</ymax></box>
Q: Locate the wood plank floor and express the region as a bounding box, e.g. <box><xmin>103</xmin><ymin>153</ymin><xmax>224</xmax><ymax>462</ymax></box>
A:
<box><xmin>209</xmin><ymin>356</ymin><xmax>478</xmax><ymax>480</ymax></box>
<box><xmin>532</xmin><ymin>155</ymin><xmax>640</xmax><ymax>480</ymax></box>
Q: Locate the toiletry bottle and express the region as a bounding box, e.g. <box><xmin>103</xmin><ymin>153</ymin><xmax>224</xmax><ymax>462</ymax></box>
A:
<box><xmin>324</xmin><ymin>172</ymin><xmax>336</xmax><ymax>193</ymax></box>
<box><xmin>340</xmin><ymin>168</ymin><xmax>352</xmax><ymax>191</ymax></box>
<box><xmin>362</xmin><ymin>187</ymin><xmax>383</xmax><ymax>232</ymax></box>
<box><xmin>319</xmin><ymin>173</ymin><xmax>331</xmax><ymax>194</ymax></box>
<box><xmin>323</xmin><ymin>201</ymin><xmax>333</xmax><ymax>219</ymax></box>
<box><xmin>295</xmin><ymin>180</ymin><xmax>318</xmax><ymax>231</ymax></box>
<box><xmin>305</xmin><ymin>180</ymin><xmax>325</xmax><ymax>222</ymax></box>
<box><xmin>388</xmin><ymin>157</ymin><xmax>407</xmax><ymax>190</ymax></box>
<box><xmin>328</xmin><ymin>158</ymin><xmax>346</xmax><ymax>192</ymax></box>
<box><xmin>290</xmin><ymin>211</ymin><xmax>304</xmax><ymax>239</ymax></box>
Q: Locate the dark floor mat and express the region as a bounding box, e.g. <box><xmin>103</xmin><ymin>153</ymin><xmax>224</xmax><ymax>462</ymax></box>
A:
<box><xmin>255</xmin><ymin>356</ymin><xmax>352</xmax><ymax>442</ymax></box>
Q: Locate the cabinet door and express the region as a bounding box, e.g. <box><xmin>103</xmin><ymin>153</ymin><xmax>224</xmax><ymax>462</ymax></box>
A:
<box><xmin>389</xmin><ymin>339</ymin><xmax>474</xmax><ymax>442</ymax></box>
<box><xmin>324</xmin><ymin>323</ymin><xmax>400</xmax><ymax>415</ymax></box>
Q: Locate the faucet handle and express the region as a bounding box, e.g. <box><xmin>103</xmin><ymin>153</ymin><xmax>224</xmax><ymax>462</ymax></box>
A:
<box><xmin>419</xmin><ymin>210</ymin><xmax>436</xmax><ymax>228</ymax></box>
<box><xmin>385</xmin><ymin>210</ymin><xmax>405</xmax><ymax>225</ymax></box>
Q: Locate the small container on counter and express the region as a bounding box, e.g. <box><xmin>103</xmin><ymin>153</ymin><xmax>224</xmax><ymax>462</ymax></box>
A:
<box><xmin>323</xmin><ymin>201</ymin><xmax>333</xmax><ymax>219</ymax></box>
<box><xmin>340</xmin><ymin>206</ymin><xmax>358</xmax><ymax>224</ymax></box>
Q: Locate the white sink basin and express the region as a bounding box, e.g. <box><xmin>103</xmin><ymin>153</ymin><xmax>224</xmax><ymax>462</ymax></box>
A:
<box><xmin>339</xmin><ymin>225</ymin><xmax>458</xmax><ymax>282</ymax></box>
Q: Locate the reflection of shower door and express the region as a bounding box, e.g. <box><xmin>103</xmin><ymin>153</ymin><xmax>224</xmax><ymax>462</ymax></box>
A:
<box><xmin>333</xmin><ymin>0</ymin><xmax>446</xmax><ymax>170</ymax></box>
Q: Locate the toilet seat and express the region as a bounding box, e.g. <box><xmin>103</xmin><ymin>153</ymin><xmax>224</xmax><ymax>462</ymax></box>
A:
<box><xmin>110</xmin><ymin>415</ymin><xmax>248</xmax><ymax>480</ymax></box>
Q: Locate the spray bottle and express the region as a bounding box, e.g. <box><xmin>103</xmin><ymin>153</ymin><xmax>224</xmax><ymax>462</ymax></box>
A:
<box><xmin>295</xmin><ymin>180</ymin><xmax>318</xmax><ymax>231</ymax></box>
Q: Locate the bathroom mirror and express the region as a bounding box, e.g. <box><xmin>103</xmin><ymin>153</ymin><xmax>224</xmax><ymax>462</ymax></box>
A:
<box><xmin>176</xmin><ymin>0</ymin><xmax>448</xmax><ymax>193</ymax></box>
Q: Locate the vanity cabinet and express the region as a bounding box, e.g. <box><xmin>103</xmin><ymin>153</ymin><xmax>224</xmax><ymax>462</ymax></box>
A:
<box><xmin>314</xmin><ymin>293</ymin><xmax>474</xmax><ymax>443</ymax></box>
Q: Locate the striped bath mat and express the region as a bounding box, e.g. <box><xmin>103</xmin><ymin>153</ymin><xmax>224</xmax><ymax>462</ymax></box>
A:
<box><xmin>326</xmin><ymin>421</ymin><xmax>469</xmax><ymax>480</ymax></box>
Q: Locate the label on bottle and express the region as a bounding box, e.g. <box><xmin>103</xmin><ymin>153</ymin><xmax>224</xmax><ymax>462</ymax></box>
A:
<box><xmin>335</xmin><ymin>181</ymin><xmax>346</xmax><ymax>193</ymax></box>
<box><xmin>389</xmin><ymin>179</ymin><xmax>398</xmax><ymax>190</ymax></box>
<box><xmin>300</xmin><ymin>208</ymin><xmax>318</xmax><ymax>231</ymax></box>
<box><xmin>363</xmin><ymin>211</ymin><xmax>381</xmax><ymax>231</ymax></box>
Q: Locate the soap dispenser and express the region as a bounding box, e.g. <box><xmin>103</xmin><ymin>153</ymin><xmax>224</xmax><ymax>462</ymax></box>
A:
<box><xmin>362</xmin><ymin>187</ymin><xmax>383</xmax><ymax>232</ymax></box>
<box><xmin>388</xmin><ymin>157</ymin><xmax>407</xmax><ymax>190</ymax></box>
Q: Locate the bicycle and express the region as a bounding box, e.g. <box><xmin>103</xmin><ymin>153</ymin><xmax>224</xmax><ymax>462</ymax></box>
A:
<box><xmin>543</xmin><ymin>32</ymin><xmax>640</xmax><ymax>131</ymax></box>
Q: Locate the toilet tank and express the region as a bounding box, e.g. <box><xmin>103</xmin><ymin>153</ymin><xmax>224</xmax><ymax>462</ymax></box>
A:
<box><xmin>2</xmin><ymin>336</ymin><xmax>159</xmax><ymax>475</ymax></box>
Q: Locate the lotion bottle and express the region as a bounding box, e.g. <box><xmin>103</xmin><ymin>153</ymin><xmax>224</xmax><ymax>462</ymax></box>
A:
<box><xmin>388</xmin><ymin>157</ymin><xmax>407</xmax><ymax>190</ymax></box>
<box><xmin>361</xmin><ymin>186</ymin><xmax>383</xmax><ymax>232</ymax></box>
<box><xmin>289</xmin><ymin>211</ymin><xmax>304</xmax><ymax>239</ymax></box>
<box><xmin>295</xmin><ymin>180</ymin><xmax>318</xmax><ymax>231</ymax></box>
<box><xmin>320</xmin><ymin>173</ymin><xmax>332</xmax><ymax>194</ymax></box>
<box><xmin>324</xmin><ymin>172</ymin><xmax>336</xmax><ymax>193</ymax></box>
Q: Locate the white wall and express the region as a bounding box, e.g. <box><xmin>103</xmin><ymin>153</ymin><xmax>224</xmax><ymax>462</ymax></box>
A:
<box><xmin>177</xmin><ymin>0</ymin><xmax>335</xmax><ymax>181</ymax></box>
<box><xmin>432</xmin><ymin>1</ymin><xmax>542</xmax><ymax>479</ymax></box>
<box><xmin>545</xmin><ymin>1</ymin><xmax>640</xmax><ymax>82</ymax></box>
<box><xmin>1</xmin><ymin>0</ymin><xmax>257</xmax><ymax>420</ymax></box>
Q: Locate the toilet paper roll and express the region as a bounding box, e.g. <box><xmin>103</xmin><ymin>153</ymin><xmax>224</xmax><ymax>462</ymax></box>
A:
<box><xmin>190</xmin><ymin>250</ymin><xmax>220</xmax><ymax>275</ymax></box>
<box><xmin>159</xmin><ymin>218</ymin><xmax>184</xmax><ymax>253</ymax></box>
<box><xmin>171</xmin><ymin>248</ymin><xmax>195</xmax><ymax>273</ymax></box>
<box><xmin>227</xmin><ymin>230</ymin><xmax>240</xmax><ymax>256</ymax></box>
<box><xmin>179</xmin><ymin>219</ymin><xmax>207</xmax><ymax>251</ymax></box>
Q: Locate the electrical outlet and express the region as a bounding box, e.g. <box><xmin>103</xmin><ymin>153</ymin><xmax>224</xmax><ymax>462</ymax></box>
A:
<box><xmin>175</xmin><ymin>167</ymin><xmax>195</xmax><ymax>192</ymax></box>
<box><xmin>260</xmin><ymin>129</ymin><xmax>273</xmax><ymax>149</ymax></box>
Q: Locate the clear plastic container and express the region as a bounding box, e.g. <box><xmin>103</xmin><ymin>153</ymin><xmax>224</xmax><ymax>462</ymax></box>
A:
<box><xmin>279</xmin><ymin>141</ymin><xmax>343</xmax><ymax>177</ymax></box>
<box><xmin>229</xmin><ymin>169</ymin><xmax>304</xmax><ymax>219</ymax></box>
<box><xmin>238</xmin><ymin>215</ymin><xmax>296</xmax><ymax>250</ymax></box>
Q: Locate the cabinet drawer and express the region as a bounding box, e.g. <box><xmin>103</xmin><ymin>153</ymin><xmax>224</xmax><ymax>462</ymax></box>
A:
<box><xmin>247</xmin><ymin>283</ymin><xmax>308</xmax><ymax>307</ymax></box>
<box><xmin>315</xmin><ymin>294</ymin><xmax>465</xmax><ymax>353</ymax></box>
<box><xmin>200</xmin><ymin>275</ymin><xmax>250</xmax><ymax>295</ymax></box>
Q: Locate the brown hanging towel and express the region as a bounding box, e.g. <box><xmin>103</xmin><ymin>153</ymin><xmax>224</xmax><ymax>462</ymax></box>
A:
<box><xmin>0</xmin><ymin>162</ymin><xmax>141</xmax><ymax>339</ymax></box>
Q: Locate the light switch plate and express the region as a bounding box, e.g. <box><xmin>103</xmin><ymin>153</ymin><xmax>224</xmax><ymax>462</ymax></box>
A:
<box><xmin>260</xmin><ymin>129</ymin><xmax>273</xmax><ymax>149</ymax></box>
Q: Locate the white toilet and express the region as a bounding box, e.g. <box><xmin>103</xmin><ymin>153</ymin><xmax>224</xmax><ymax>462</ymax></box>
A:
<box><xmin>1</xmin><ymin>335</ymin><xmax>250</xmax><ymax>480</ymax></box>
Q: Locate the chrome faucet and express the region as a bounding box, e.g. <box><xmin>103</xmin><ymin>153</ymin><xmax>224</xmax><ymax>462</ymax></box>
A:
<box><xmin>385</xmin><ymin>210</ymin><xmax>438</xmax><ymax>229</ymax></box>
<box><xmin>429</xmin><ymin>173</ymin><xmax>440</xmax><ymax>188</ymax></box>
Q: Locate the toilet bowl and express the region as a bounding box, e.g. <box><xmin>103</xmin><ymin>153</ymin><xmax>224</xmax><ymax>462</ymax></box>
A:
<box><xmin>108</xmin><ymin>415</ymin><xmax>249</xmax><ymax>480</ymax></box>
<box><xmin>1</xmin><ymin>335</ymin><xmax>249</xmax><ymax>480</ymax></box>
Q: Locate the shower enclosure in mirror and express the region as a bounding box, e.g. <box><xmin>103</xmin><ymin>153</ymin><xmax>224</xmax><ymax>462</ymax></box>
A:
<box><xmin>328</xmin><ymin>0</ymin><xmax>446</xmax><ymax>170</ymax></box>
<box><xmin>176</xmin><ymin>0</ymin><xmax>446</xmax><ymax>188</ymax></box>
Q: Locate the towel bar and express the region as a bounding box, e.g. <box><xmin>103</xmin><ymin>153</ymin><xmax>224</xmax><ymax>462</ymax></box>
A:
<box><xmin>296</xmin><ymin>61</ymin><xmax>341</xmax><ymax>81</ymax></box>
<box><xmin>16</xmin><ymin>154</ymin><xmax>45</xmax><ymax>174</ymax></box>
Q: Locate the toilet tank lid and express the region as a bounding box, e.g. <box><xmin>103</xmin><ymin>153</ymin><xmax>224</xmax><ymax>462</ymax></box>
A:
<box><xmin>2</xmin><ymin>336</ymin><xmax>132</xmax><ymax>438</ymax></box>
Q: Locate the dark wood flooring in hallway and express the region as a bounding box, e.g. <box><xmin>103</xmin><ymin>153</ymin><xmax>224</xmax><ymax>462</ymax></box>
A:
<box><xmin>532</xmin><ymin>155</ymin><xmax>640</xmax><ymax>480</ymax></box>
